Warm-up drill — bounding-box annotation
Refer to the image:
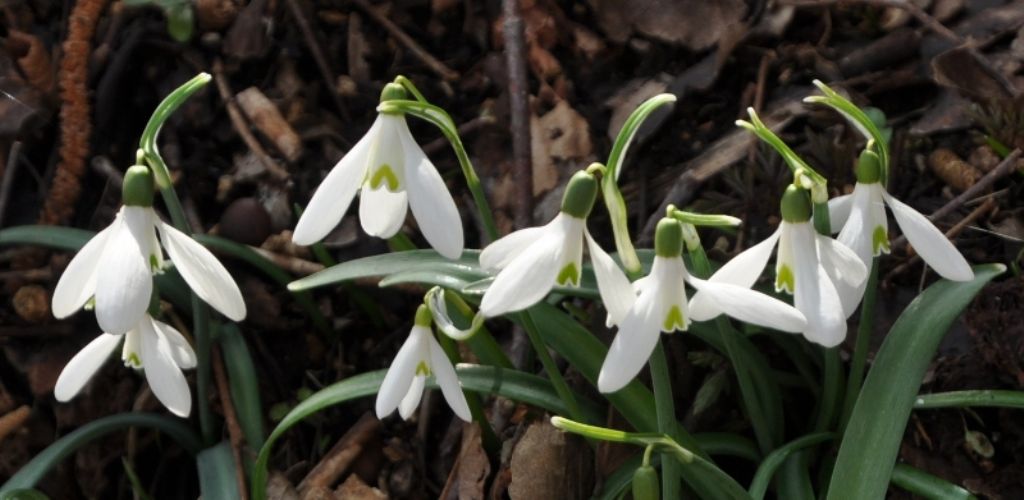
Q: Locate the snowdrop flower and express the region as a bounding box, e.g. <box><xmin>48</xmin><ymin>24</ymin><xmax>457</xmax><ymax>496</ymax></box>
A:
<box><xmin>54</xmin><ymin>313</ymin><xmax>197</xmax><ymax>417</ymax></box>
<box><xmin>479</xmin><ymin>170</ymin><xmax>634</xmax><ymax>319</ymax></box>
<box><xmin>830</xmin><ymin>150</ymin><xmax>973</xmax><ymax>282</ymax></box>
<box><xmin>598</xmin><ymin>218</ymin><xmax>807</xmax><ymax>393</ymax></box>
<box><xmin>690</xmin><ymin>186</ymin><xmax>868</xmax><ymax>347</ymax></box>
<box><xmin>376</xmin><ymin>305</ymin><xmax>471</xmax><ymax>421</ymax></box>
<box><xmin>52</xmin><ymin>166</ymin><xmax>246</xmax><ymax>334</ymax></box>
<box><xmin>292</xmin><ymin>83</ymin><xmax>463</xmax><ymax>259</ymax></box>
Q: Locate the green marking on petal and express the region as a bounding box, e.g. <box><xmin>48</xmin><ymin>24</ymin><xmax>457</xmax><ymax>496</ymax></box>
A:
<box><xmin>556</xmin><ymin>262</ymin><xmax>580</xmax><ymax>286</ymax></box>
<box><xmin>84</xmin><ymin>297</ymin><xmax>96</xmax><ymax>311</ymax></box>
<box><xmin>872</xmin><ymin>225</ymin><xmax>890</xmax><ymax>255</ymax></box>
<box><xmin>776</xmin><ymin>264</ymin><xmax>795</xmax><ymax>293</ymax></box>
<box><xmin>150</xmin><ymin>254</ymin><xmax>161</xmax><ymax>272</ymax></box>
<box><xmin>663</xmin><ymin>305</ymin><xmax>686</xmax><ymax>332</ymax></box>
<box><xmin>369</xmin><ymin>165</ymin><xmax>400</xmax><ymax>190</ymax></box>
<box><xmin>415</xmin><ymin>361</ymin><xmax>431</xmax><ymax>376</ymax></box>
<box><xmin>125</xmin><ymin>352</ymin><xmax>142</xmax><ymax>368</ymax></box>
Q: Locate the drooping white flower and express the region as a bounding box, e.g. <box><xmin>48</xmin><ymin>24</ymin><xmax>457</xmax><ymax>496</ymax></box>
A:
<box><xmin>52</xmin><ymin>166</ymin><xmax>246</xmax><ymax>334</ymax></box>
<box><xmin>54</xmin><ymin>314</ymin><xmax>197</xmax><ymax>417</ymax></box>
<box><xmin>598</xmin><ymin>219</ymin><xmax>807</xmax><ymax>393</ymax></box>
<box><xmin>479</xmin><ymin>170</ymin><xmax>634</xmax><ymax>319</ymax></box>
<box><xmin>375</xmin><ymin>306</ymin><xmax>471</xmax><ymax>421</ymax></box>
<box><xmin>292</xmin><ymin>84</ymin><xmax>463</xmax><ymax>259</ymax></box>
<box><xmin>829</xmin><ymin>150</ymin><xmax>973</xmax><ymax>282</ymax></box>
<box><xmin>690</xmin><ymin>186</ymin><xmax>868</xmax><ymax>348</ymax></box>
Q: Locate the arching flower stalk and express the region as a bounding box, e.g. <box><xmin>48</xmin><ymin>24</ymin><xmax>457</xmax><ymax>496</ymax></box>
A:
<box><xmin>52</xmin><ymin>165</ymin><xmax>246</xmax><ymax>334</ymax></box>
<box><xmin>293</xmin><ymin>83</ymin><xmax>463</xmax><ymax>259</ymax></box>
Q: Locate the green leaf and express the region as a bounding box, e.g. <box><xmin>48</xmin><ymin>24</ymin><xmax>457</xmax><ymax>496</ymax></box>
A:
<box><xmin>0</xmin><ymin>413</ymin><xmax>202</xmax><ymax>493</ymax></box>
<box><xmin>164</xmin><ymin>3</ymin><xmax>194</xmax><ymax>42</ymax></box>
<box><xmin>251</xmin><ymin>365</ymin><xmax>602</xmax><ymax>499</ymax></box>
<box><xmin>0</xmin><ymin>489</ymin><xmax>50</xmax><ymax>500</ymax></box>
<box><xmin>198</xmin><ymin>442</ymin><xmax>241</xmax><ymax>500</ymax></box>
<box><xmin>748</xmin><ymin>433</ymin><xmax>833</xmax><ymax>500</ymax></box>
<box><xmin>826</xmin><ymin>265</ymin><xmax>1004</xmax><ymax>500</ymax></box>
<box><xmin>289</xmin><ymin>250</ymin><xmax>486</xmax><ymax>291</ymax></box>
<box><xmin>606</xmin><ymin>93</ymin><xmax>676</xmax><ymax>182</ymax></box>
<box><xmin>914</xmin><ymin>390</ymin><xmax>1024</xmax><ymax>410</ymax></box>
<box><xmin>219</xmin><ymin>324</ymin><xmax>266</xmax><ymax>451</ymax></box>
<box><xmin>0</xmin><ymin>225</ymin><xmax>91</xmax><ymax>251</ymax></box>
<box><xmin>890</xmin><ymin>464</ymin><xmax>977</xmax><ymax>500</ymax></box>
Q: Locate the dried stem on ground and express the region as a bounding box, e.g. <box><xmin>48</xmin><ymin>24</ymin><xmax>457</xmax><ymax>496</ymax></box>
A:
<box><xmin>212</xmin><ymin>343</ymin><xmax>250</xmax><ymax>500</ymax></box>
<box><xmin>350</xmin><ymin>0</ymin><xmax>459</xmax><ymax>81</ymax></box>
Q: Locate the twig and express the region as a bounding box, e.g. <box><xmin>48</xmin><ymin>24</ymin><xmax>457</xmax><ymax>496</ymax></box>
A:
<box><xmin>297</xmin><ymin>412</ymin><xmax>380</xmax><ymax>492</ymax></box>
<box><xmin>0</xmin><ymin>141</ymin><xmax>23</xmax><ymax>225</ymax></box>
<box><xmin>350</xmin><ymin>0</ymin><xmax>460</xmax><ymax>81</ymax></box>
<box><xmin>781</xmin><ymin>0</ymin><xmax>962</xmax><ymax>44</ymax></box>
<box><xmin>282</xmin><ymin>0</ymin><xmax>350</xmax><ymax>120</ymax></box>
<box><xmin>247</xmin><ymin>246</ymin><xmax>325</xmax><ymax>275</ymax></box>
<box><xmin>212</xmin><ymin>344</ymin><xmax>250</xmax><ymax>500</ymax></box>
<box><xmin>0</xmin><ymin>406</ymin><xmax>31</xmax><ymax>443</ymax></box>
<box><xmin>890</xmin><ymin>148</ymin><xmax>1021</xmax><ymax>249</ymax></box>
<box><xmin>887</xmin><ymin>197</ymin><xmax>997</xmax><ymax>279</ymax></box>
<box><xmin>502</xmin><ymin>0</ymin><xmax>533</xmax><ymax>229</ymax></box>
<box><xmin>211</xmin><ymin>59</ymin><xmax>291</xmax><ymax>182</ymax></box>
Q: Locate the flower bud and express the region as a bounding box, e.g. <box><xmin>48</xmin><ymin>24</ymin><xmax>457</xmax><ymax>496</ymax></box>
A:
<box><xmin>122</xmin><ymin>165</ymin><xmax>155</xmax><ymax>207</ymax></box>
<box><xmin>780</xmin><ymin>185</ymin><xmax>812</xmax><ymax>223</ymax></box>
<box><xmin>631</xmin><ymin>465</ymin><xmax>660</xmax><ymax>500</ymax></box>
<box><xmin>560</xmin><ymin>171</ymin><xmax>598</xmax><ymax>219</ymax></box>
<box><xmin>414</xmin><ymin>304</ymin><xmax>433</xmax><ymax>327</ymax></box>
<box><xmin>380</xmin><ymin>82</ymin><xmax>409</xmax><ymax>104</ymax></box>
<box><xmin>654</xmin><ymin>218</ymin><xmax>683</xmax><ymax>258</ymax></box>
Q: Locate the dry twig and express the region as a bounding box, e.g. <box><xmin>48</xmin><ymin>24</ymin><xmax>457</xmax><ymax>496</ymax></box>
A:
<box><xmin>502</xmin><ymin>0</ymin><xmax>533</xmax><ymax>229</ymax></box>
<box><xmin>297</xmin><ymin>412</ymin><xmax>380</xmax><ymax>492</ymax></box>
<box><xmin>212</xmin><ymin>344</ymin><xmax>250</xmax><ymax>500</ymax></box>
<box><xmin>350</xmin><ymin>0</ymin><xmax>459</xmax><ymax>81</ymax></box>
<box><xmin>0</xmin><ymin>406</ymin><xmax>30</xmax><ymax>444</ymax></box>
<box><xmin>282</xmin><ymin>0</ymin><xmax>350</xmax><ymax>120</ymax></box>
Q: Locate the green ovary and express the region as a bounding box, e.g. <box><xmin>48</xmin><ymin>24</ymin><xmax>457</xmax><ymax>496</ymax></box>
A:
<box><xmin>369</xmin><ymin>165</ymin><xmax>400</xmax><ymax>190</ymax></box>
<box><xmin>663</xmin><ymin>305</ymin><xmax>686</xmax><ymax>331</ymax></box>
<box><xmin>556</xmin><ymin>263</ymin><xmax>580</xmax><ymax>286</ymax></box>
<box><xmin>776</xmin><ymin>264</ymin><xmax>795</xmax><ymax>293</ymax></box>
<box><xmin>872</xmin><ymin>226</ymin><xmax>890</xmax><ymax>254</ymax></box>
<box><xmin>415</xmin><ymin>361</ymin><xmax>431</xmax><ymax>377</ymax></box>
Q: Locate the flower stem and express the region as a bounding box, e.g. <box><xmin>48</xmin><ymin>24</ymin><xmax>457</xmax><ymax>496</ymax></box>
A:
<box><xmin>840</xmin><ymin>258</ymin><xmax>879</xmax><ymax>430</ymax></box>
<box><xmin>520</xmin><ymin>310</ymin><xmax>584</xmax><ymax>423</ymax></box>
<box><xmin>192</xmin><ymin>296</ymin><xmax>217</xmax><ymax>444</ymax></box>
<box><xmin>650</xmin><ymin>341</ymin><xmax>681</xmax><ymax>499</ymax></box>
<box><xmin>139</xmin><ymin>73</ymin><xmax>211</xmax><ymax>232</ymax></box>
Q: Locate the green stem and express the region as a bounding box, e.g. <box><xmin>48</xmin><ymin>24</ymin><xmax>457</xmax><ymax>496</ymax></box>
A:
<box><xmin>814</xmin><ymin>348</ymin><xmax>844</xmax><ymax>432</ymax></box>
<box><xmin>521</xmin><ymin>310</ymin><xmax>584</xmax><ymax>423</ymax></box>
<box><xmin>650</xmin><ymin>342</ymin><xmax>681</xmax><ymax>499</ymax></box>
<box><xmin>192</xmin><ymin>296</ymin><xmax>216</xmax><ymax>445</ymax></box>
<box><xmin>436</xmin><ymin>332</ymin><xmax>500</xmax><ymax>456</ymax></box>
<box><xmin>139</xmin><ymin>73</ymin><xmax>211</xmax><ymax>232</ymax></box>
<box><xmin>840</xmin><ymin>258</ymin><xmax>879</xmax><ymax>430</ymax></box>
<box><xmin>913</xmin><ymin>390</ymin><xmax>1024</xmax><ymax>410</ymax></box>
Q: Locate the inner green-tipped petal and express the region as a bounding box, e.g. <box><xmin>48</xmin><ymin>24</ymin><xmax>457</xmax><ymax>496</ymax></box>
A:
<box><xmin>415</xmin><ymin>360</ymin><xmax>431</xmax><ymax>377</ymax></box>
<box><xmin>872</xmin><ymin>225</ymin><xmax>890</xmax><ymax>255</ymax></box>
<box><xmin>125</xmin><ymin>352</ymin><xmax>142</xmax><ymax>368</ymax></box>
<box><xmin>663</xmin><ymin>305</ymin><xmax>686</xmax><ymax>331</ymax></box>
<box><xmin>369</xmin><ymin>165</ymin><xmax>400</xmax><ymax>190</ymax></box>
<box><xmin>556</xmin><ymin>262</ymin><xmax>580</xmax><ymax>286</ymax></box>
<box><xmin>776</xmin><ymin>264</ymin><xmax>795</xmax><ymax>293</ymax></box>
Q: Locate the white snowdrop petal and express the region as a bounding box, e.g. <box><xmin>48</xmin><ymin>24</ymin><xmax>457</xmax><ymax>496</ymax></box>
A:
<box><xmin>95</xmin><ymin>216</ymin><xmax>152</xmax><ymax>334</ymax></box>
<box><xmin>292</xmin><ymin>118</ymin><xmax>380</xmax><ymax>245</ymax></box>
<box><xmin>140</xmin><ymin>318</ymin><xmax>192</xmax><ymax>417</ymax></box>
<box><xmin>401</xmin><ymin>126</ymin><xmax>464</xmax><ymax>260</ymax></box>
<box><xmin>479</xmin><ymin>223</ymin><xmax>565</xmax><ymax>317</ymax></box>
<box><xmin>375</xmin><ymin>326</ymin><xmax>429</xmax><ymax>419</ymax></box>
<box><xmin>817</xmin><ymin>234</ymin><xmax>869</xmax><ymax>318</ymax></box>
<box><xmin>52</xmin><ymin>222</ymin><xmax>115</xmax><ymax>318</ymax></box>
<box><xmin>398</xmin><ymin>375</ymin><xmax>426</xmax><ymax>420</ymax></box>
<box><xmin>359</xmin><ymin>186</ymin><xmax>409</xmax><ymax>238</ymax></box>
<box><xmin>689</xmin><ymin>227</ymin><xmax>781</xmax><ymax>321</ymax></box>
<box><xmin>153</xmin><ymin>320</ymin><xmax>197</xmax><ymax>369</ymax></box>
<box><xmin>428</xmin><ymin>335</ymin><xmax>472</xmax><ymax>422</ymax></box>
<box><xmin>158</xmin><ymin>223</ymin><xmax>246</xmax><ymax>321</ymax></box>
<box><xmin>828</xmin><ymin>193</ymin><xmax>854</xmax><ymax>231</ymax></box>
<box><xmin>687</xmin><ymin>277</ymin><xmax>806</xmax><ymax>333</ymax></box>
<box><xmin>597</xmin><ymin>286</ymin><xmax>665</xmax><ymax>394</ymax></box>
<box><xmin>791</xmin><ymin>225</ymin><xmax>847</xmax><ymax>346</ymax></box>
<box><xmin>585</xmin><ymin>229</ymin><xmax>635</xmax><ymax>327</ymax></box>
<box><xmin>559</xmin><ymin>216</ymin><xmax>585</xmax><ymax>287</ymax></box>
<box><xmin>479</xmin><ymin>226</ymin><xmax>546</xmax><ymax>271</ymax></box>
<box><xmin>836</xmin><ymin>184</ymin><xmax>874</xmax><ymax>269</ymax></box>
<box><xmin>54</xmin><ymin>333</ymin><xmax>123</xmax><ymax>402</ymax></box>
<box><xmin>882</xmin><ymin>191</ymin><xmax>974</xmax><ymax>281</ymax></box>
